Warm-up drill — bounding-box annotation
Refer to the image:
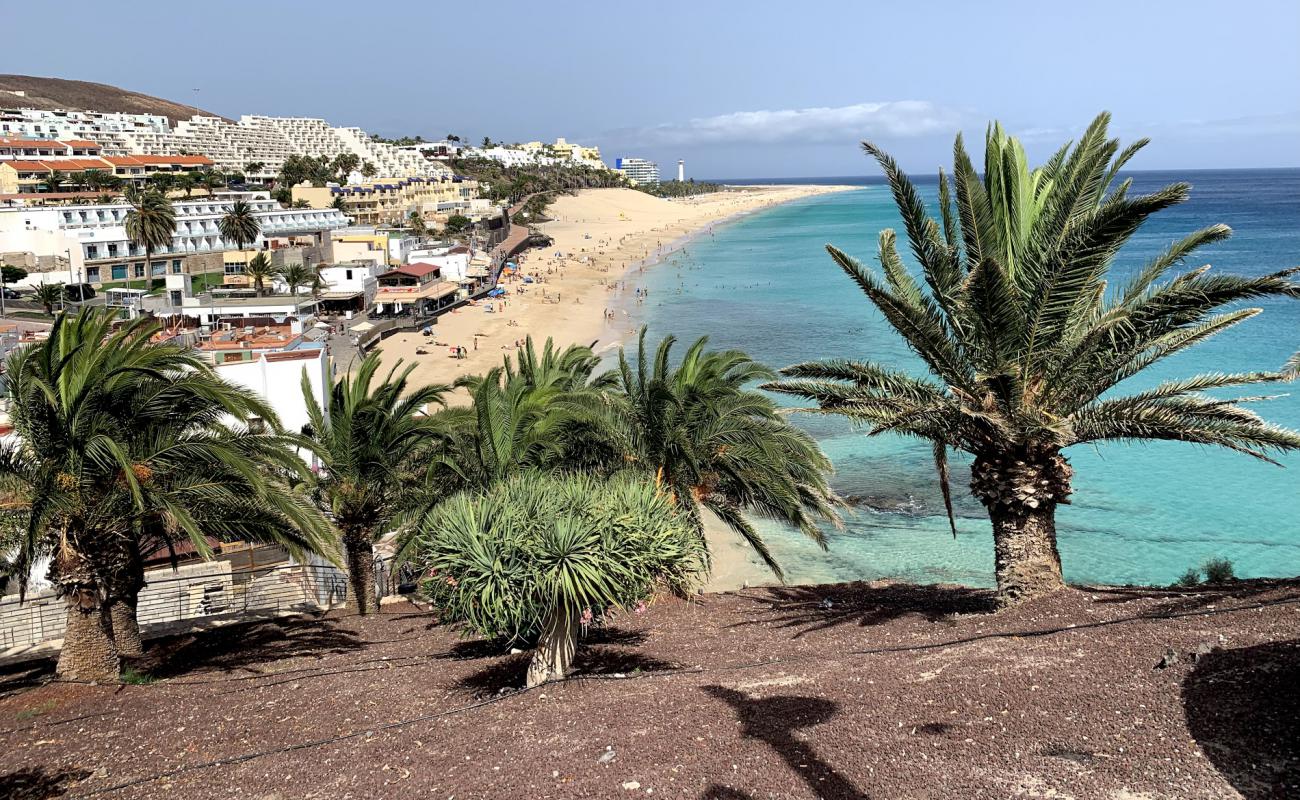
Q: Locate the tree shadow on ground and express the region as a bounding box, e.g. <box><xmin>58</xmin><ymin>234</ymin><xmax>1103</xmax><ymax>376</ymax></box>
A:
<box><xmin>0</xmin><ymin>766</ymin><xmax>92</xmax><ymax>799</ymax></box>
<box><xmin>438</xmin><ymin>627</ymin><xmax>649</xmax><ymax>663</ymax></box>
<box><xmin>0</xmin><ymin>661</ymin><xmax>56</xmax><ymax>695</ymax></box>
<box><xmin>703</xmin><ymin>685</ymin><xmax>868</xmax><ymax>799</ymax></box>
<box><xmin>457</xmin><ymin>645</ymin><xmax>678</xmax><ymax>696</ymax></box>
<box><xmin>1183</xmin><ymin>638</ymin><xmax>1299</xmax><ymax>799</ymax></box>
<box><xmin>700</xmin><ymin>786</ymin><xmax>756</xmax><ymax>799</ymax></box>
<box><xmin>728</xmin><ymin>582</ymin><xmax>995</xmax><ymax>639</ymax></box>
<box><xmin>1082</xmin><ymin>579</ymin><xmax>1300</xmax><ymax>618</ymax></box>
<box><xmin>145</xmin><ymin>616</ymin><xmax>365</xmax><ymax>678</ymax></box>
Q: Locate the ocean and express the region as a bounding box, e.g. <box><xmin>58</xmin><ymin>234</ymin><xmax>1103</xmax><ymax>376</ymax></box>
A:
<box><xmin>625</xmin><ymin>169</ymin><xmax>1300</xmax><ymax>587</ymax></box>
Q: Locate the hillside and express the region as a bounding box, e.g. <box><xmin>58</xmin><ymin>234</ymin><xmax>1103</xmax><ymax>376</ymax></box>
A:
<box><xmin>0</xmin><ymin>75</ymin><xmax>224</xmax><ymax>124</ymax></box>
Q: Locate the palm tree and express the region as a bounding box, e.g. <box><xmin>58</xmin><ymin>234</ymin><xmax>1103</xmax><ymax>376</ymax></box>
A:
<box><xmin>301</xmin><ymin>354</ymin><xmax>448</xmax><ymax>615</ymax></box>
<box><xmin>244</xmin><ymin>252</ymin><xmax>276</xmax><ymax>297</ymax></box>
<box><xmin>0</xmin><ymin>311</ymin><xmax>332</xmax><ymax>679</ymax></box>
<box><xmin>403</xmin><ymin>471</ymin><xmax>704</xmax><ymax>687</ymax></box>
<box><xmin>766</xmin><ymin>113</ymin><xmax>1300</xmax><ymax>603</ymax></box>
<box><xmin>149</xmin><ymin>173</ymin><xmax>175</xmax><ymax>196</ymax></box>
<box><xmin>124</xmin><ymin>187</ymin><xmax>176</xmax><ymax>293</ymax></box>
<box><xmin>407</xmin><ymin>211</ymin><xmax>428</xmax><ymax>238</ymax></box>
<box><xmin>44</xmin><ymin>170</ymin><xmax>66</xmax><ymax>193</ymax></box>
<box><xmin>611</xmin><ymin>329</ymin><xmax>839</xmax><ymax>579</ymax></box>
<box><xmin>291</xmin><ymin>198</ymin><xmax>311</xmax><ymax>209</ymax></box>
<box><xmin>175</xmin><ymin>172</ymin><xmax>196</xmax><ymax>198</ymax></box>
<box><xmin>82</xmin><ymin>169</ymin><xmax>109</xmax><ymax>192</ymax></box>
<box><xmin>219</xmin><ymin>199</ymin><xmax>261</xmax><ymax>258</ymax></box>
<box><xmin>244</xmin><ymin>161</ymin><xmax>264</xmax><ymax>176</ymax></box>
<box><xmin>33</xmin><ymin>282</ymin><xmax>63</xmax><ymax>315</ymax></box>
<box><xmin>361</xmin><ymin>161</ymin><xmax>377</xmax><ymax>179</ymax></box>
<box><xmin>203</xmin><ymin>170</ymin><xmax>227</xmax><ymax>196</ymax></box>
<box><xmin>424</xmin><ymin>338</ymin><xmax>618</xmax><ymax>499</ymax></box>
<box><xmin>278</xmin><ymin>263</ymin><xmax>312</xmax><ymax>297</ymax></box>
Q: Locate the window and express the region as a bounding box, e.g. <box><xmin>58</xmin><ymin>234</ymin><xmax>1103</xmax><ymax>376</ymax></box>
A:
<box><xmin>345</xmin><ymin>269</ymin><xmax>353</xmax><ymax>280</ymax></box>
<box><xmin>171</xmin><ymin>260</ymin><xmax>182</xmax><ymax>274</ymax></box>
<box><xmin>86</xmin><ymin>245</ymin><xmax>98</xmax><ymax>259</ymax></box>
<box><xmin>247</xmin><ymin>417</ymin><xmax>266</xmax><ymax>434</ymax></box>
<box><xmin>111</xmin><ymin>265</ymin><xmax>126</xmax><ymax>281</ymax></box>
<box><xmin>86</xmin><ymin>267</ymin><xmax>101</xmax><ymax>282</ymax></box>
<box><xmin>224</xmin><ymin>263</ymin><xmax>246</xmax><ymax>276</ymax></box>
<box><xmin>151</xmin><ymin>262</ymin><xmax>166</xmax><ymax>276</ymax></box>
<box><xmin>107</xmin><ymin>244</ymin><xmax>118</xmax><ymax>256</ymax></box>
<box><xmin>133</xmin><ymin>263</ymin><xmax>145</xmax><ymax>278</ymax></box>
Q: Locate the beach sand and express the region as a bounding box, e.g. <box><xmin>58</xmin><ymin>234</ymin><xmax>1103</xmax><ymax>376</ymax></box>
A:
<box><xmin>374</xmin><ymin>185</ymin><xmax>851</xmax><ymax>591</ymax></box>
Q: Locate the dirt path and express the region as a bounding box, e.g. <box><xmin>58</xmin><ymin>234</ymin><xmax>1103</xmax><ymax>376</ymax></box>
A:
<box><xmin>2</xmin><ymin>580</ymin><xmax>1296</xmax><ymax>799</ymax></box>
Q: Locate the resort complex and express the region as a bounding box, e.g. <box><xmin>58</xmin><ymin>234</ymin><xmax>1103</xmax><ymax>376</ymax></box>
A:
<box><xmin>0</xmin><ymin>4</ymin><xmax>1297</xmax><ymax>794</ymax></box>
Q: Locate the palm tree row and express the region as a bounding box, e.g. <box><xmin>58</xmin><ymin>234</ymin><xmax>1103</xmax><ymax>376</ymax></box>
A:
<box><xmin>302</xmin><ymin>335</ymin><xmax>835</xmax><ymax>683</ymax></box>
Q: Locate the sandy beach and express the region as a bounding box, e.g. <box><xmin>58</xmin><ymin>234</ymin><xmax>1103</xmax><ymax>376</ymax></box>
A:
<box><xmin>376</xmin><ymin>185</ymin><xmax>852</xmax><ymax>591</ymax></box>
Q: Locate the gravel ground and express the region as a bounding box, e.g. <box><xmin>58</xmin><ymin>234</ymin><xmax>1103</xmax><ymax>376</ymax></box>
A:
<box><xmin>1</xmin><ymin>580</ymin><xmax>1297</xmax><ymax>799</ymax></box>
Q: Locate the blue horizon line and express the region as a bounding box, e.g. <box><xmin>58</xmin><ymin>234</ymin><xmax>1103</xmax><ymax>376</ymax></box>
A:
<box><xmin>707</xmin><ymin>166</ymin><xmax>1300</xmax><ymax>183</ymax></box>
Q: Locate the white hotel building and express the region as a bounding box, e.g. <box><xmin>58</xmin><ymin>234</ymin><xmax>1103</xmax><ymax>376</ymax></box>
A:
<box><xmin>0</xmin><ymin>108</ymin><xmax>444</xmax><ymax>182</ymax></box>
<box><xmin>614</xmin><ymin>157</ymin><xmax>659</xmax><ymax>185</ymax></box>
<box><xmin>0</xmin><ymin>191</ymin><xmax>348</xmax><ymax>285</ymax></box>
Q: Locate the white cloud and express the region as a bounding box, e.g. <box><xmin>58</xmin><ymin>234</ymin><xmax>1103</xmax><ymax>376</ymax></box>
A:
<box><xmin>613</xmin><ymin>101</ymin><xmax>966</xmax><ymax>147</ymax></box>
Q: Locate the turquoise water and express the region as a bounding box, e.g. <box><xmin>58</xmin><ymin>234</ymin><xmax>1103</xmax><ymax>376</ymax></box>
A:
<box><xmin>626</xmin><ymin>170</ymin><xmax>1300</xmax><ymax>587</ymax></box>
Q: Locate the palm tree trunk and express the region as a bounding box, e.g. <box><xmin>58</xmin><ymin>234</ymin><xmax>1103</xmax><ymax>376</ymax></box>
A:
<box><xmin>108</xmin><ymin>544</ymin><xmax>146</xmax><ymax>659</ymax></box>
<box><xmin>57</xmin><ymin>582</ymin><xmax>120</xmax><ymax>682</ymax></box>
<box><xmin>526</xmin><ymin>605</ymin><xmax>577</xmax><ymax>688</ymax></box>
<box><xmin>986</xmin><ymin>503</ymin><xmax>1065</xmax><ymax>602</ymax></box>
<box><xmin>971</xmin><ymin>449</ymin><xmax>1073</xmax><ymax>603</ymax></box>
<box><xmin>344</xmin><ymin>531</ymin><xmax>376</xmax><ymax>616</ymax></box>
<box><xmin>108</xmin><ymin>590</ymin><xmax>143</xmax><ymax>659</ymax></box>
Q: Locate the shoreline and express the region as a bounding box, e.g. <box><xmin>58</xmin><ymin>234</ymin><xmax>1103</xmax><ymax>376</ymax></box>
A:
<box><xmin>374</xmin><ymin>185</ymin><xmax>853</xmax><ymax>389</ymax></box>
<box><xmin>374</xmin><ymin>185</ymin><xmax>856</xmax><ymax>593</ymax></box>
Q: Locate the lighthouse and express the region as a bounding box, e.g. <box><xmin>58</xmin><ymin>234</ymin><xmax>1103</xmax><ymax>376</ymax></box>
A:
<box><xmin>677</xmin><ymin>159</ymin><xmax>685</xmax><ymax>182</ymax></box>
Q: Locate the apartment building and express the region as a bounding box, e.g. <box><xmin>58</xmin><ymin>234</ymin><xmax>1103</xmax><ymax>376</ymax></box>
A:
<box><xmin>0</xmin><ymin>154</ymin><xmax>214</xmax><ymax>193</ymax></box>
<box><xmin>0</xmin><ymin>137</ymin><xmax>103</xmax><ymax>159</ymax></box>
<box><xmin>1</xmin><ymin>108</ymin><xmax>447</xmax><ymax>182</ymax></box>
<box><xmin>0</xmin><ymin>108</ymin><xmax>173</xmax><ymax>156</ymax></box>
<box><xmin>0</xmin><ymin>191</ymin><xmax>347</xmax><ymax>284</ymax></box>
<box><xmin>129</xmin><ymin>116</ymin><xmax>446</xmax><ymax>180</ymax></box>
<box><xmin>614</xmin><ymin>157</ymin><xmax>660</xmax><ymax>185</ymax></box>
<box><xmin>293</xmin><ymin>174</ymin><xmax>477</xmax><ymax>226</ymax></box>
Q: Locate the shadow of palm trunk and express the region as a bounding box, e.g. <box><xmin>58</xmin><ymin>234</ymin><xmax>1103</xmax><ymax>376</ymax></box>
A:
<box><xmin>704</xmin><ymin>685</ymin><xmax>869</xmax><ymax>799</ymax></box>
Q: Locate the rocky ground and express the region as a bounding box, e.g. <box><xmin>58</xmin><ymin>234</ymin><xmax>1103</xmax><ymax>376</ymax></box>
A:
<box><xmin>1</xmin><ymin>580</ymin><xmax>1297</xmax><ymax>799</ymax></box>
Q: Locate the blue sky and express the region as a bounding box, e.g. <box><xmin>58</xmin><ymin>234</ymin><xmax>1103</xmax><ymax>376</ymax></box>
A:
<box><xmin>3</xmin><ymin>0</ymin><xmax>1298</xmax><ymax>178</ymax></box>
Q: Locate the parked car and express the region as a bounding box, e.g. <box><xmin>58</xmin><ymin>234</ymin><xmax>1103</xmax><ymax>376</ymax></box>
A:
<box><xmin>63</xmin><ymin>283</ymin><xmax>96</xmax><ymax>302</ymax></box>
<box><xmin>0</xmin><ymin>287</ymin><xmax>22</xmax><ymax>300</ymax></box>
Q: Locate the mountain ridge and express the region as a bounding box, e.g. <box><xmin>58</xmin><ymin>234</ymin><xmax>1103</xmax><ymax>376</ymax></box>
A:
<box><xmin>0</xmin><ymin>75</ymin><xmax>225</xmax><ymax>124</ymax></box>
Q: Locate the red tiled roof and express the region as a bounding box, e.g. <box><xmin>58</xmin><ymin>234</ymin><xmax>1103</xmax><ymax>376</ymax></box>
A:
<box><xmin>2</xmin><ymin>158</ymin><xmax>116</xmax><ymax>173</ymax></box>
<box><xmin>105</xmin><ymin>154</ymin><xmax>212</xmax><ymax>167</ymax></box>
<box><xmin>263</xmin><ymin>349</ymin><xmax>322</xmax><ymax>362</ymax></box>
<box><xmin>62</xmin><ymin>139</ymin><xmax>101</xmax><ymax>148</ymax></box>
<box><xmin>0</xmin><ymin>137</ymin><xmax>65</xmax><ymax>148</ymax></box>
<box><xmin>384</xmin><ymin>262</ymin><xmax>441</xmax><ymax>279</ymax></box>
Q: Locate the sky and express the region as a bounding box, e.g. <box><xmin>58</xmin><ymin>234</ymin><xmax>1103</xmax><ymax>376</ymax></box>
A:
<box><xmin>3</xmin><ymin>0</ymin><xmax>1298</xmax><ymax>178</ymax></box>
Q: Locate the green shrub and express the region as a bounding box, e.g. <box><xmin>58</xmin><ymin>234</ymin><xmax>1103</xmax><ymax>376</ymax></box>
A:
<box><xmin>120</xmin><ymin>667</ymin><xmax>155</xmax><ymax>685</ymax></box>
<box><xmin>401</xmin><ymin>471</ymin><xmax>704</xmax><ymax>686</ymax></box>
<box><xmin>1174</xmin><ymin>568</ymin><xmax>1201</xmax><ymax>588</ymax></box>
<box><xmin>1201</xmin><ymin>557</ymin><xmax>1235</xmax><ymax>583</ymax></box>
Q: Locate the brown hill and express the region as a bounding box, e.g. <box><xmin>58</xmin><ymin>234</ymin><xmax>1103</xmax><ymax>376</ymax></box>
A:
<box><xmin>0</xmin><ymin>75</ymin><xmax>225</xmax><ymax>125</ymax></box>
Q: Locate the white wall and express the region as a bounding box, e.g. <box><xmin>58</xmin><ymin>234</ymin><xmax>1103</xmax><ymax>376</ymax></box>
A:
<box><xmin>214</xmin><ymin>350</ymin><xmax>329</xmax><ymax>445</ymax></box>
<box><xmin>408</xmin><ymin>246</ymin><xmax>471</xmax><ymax>281</ymax></box>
